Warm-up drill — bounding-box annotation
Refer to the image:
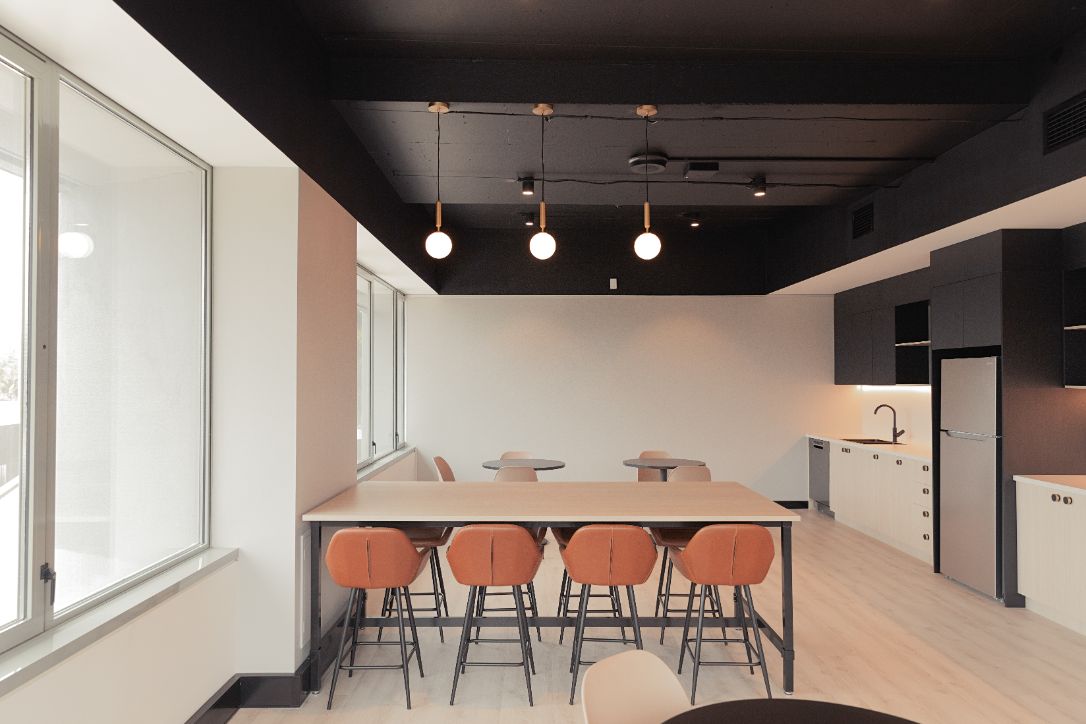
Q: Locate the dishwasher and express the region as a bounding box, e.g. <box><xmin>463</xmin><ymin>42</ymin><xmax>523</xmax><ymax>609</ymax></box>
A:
<box><xmin>808</xmin><ymin>438</ymin><xmax>831</xmax><ymax>515</ymax></box>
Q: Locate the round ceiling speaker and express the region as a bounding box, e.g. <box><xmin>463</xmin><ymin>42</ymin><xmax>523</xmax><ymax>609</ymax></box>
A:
<box><xmin>628</xmin><ymin>153</ymin><xmax>669</xmax><ymax>175</ymax></box>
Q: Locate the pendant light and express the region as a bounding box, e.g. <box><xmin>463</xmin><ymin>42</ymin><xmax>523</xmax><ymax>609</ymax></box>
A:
<box><xmin>425</xmin><ymin>101</ymin><xmax>453</xmax><ymax>259</ymax></box>
<box><xmin>529</xmin><ymin>103</ymin><xmax>556</xmax><ymax>260</ymax></box>
<box><xmin>633</xmin><ymin>104</ymin><xmax>661</xmax><ymax>260</ymax></box>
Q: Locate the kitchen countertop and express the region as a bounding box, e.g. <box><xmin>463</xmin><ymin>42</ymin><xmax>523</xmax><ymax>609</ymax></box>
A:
<box><xmin>1013</xmin><ymin>474</ymin><xmax>1086</xmax><ymax>493</ymax></box>
<box><xmin>808</xmin><ymin>433</ymin><xmax>933</xmax><ymax>463</ymax></box>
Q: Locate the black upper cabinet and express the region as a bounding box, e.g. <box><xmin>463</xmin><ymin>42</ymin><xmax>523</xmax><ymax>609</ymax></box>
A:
<box><xmin>931</xmin><ymin>273</ymin><xmax>1002</xmax><ymax>349</ymax></box>
<box><xmin>834</xmin><ymin>268</ymin><xmax>930</xmax><ymax>385</ymax></box>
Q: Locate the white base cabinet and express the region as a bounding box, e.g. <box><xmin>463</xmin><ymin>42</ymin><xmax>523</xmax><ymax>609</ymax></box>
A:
<box><xmin>828</xmin><ymin>442</ymin><xmax>933</xmax><ymax>564</ymax></box>
<box><xmin>1016</xmin><ymin>478</ymin><xmax>1085</xmax><ymax>635</ymax></box>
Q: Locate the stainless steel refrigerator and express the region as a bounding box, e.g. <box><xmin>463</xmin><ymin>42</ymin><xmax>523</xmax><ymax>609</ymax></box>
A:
<box><xmin>939</xmin><ymin>356</ymin><xmax>1000</xmax><ymax>598</ymax></box>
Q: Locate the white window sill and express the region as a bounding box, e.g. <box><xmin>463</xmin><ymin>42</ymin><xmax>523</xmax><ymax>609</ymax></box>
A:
<box><xmin>357</xmin><ymin>445</ymin><xmax>415</xmax><ymax>481</ymax></box>
<box><xmin>0</xmin><ymin>547</ymin><xmax>237</xmax><ymax>698</ymax></box>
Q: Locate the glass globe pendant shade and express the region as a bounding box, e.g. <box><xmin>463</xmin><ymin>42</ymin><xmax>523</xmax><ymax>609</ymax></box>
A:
<box><xmin>529</xmin><ymin>230</ymin><xmax>556</xmax><ymax>260</ymax></box>
<box><xmin>425</xmin><ymin>229</ymin><xmax>452</xmax><ymax>259</ymax></box>
<box><xmin>634</xmin><ymin>231</ymin><xmax>661</xmax><ymax>260</ymax></box>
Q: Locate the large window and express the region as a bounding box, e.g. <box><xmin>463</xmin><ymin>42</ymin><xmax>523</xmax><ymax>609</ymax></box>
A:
<box><xmin>356</xmin><ymin>268</ymin><xmax>406</xmax><ymax>469</ymax></box>
<box><xmin>0</xmin><ymin>31</ymin><xmax>209</xmax><ymax>652</ymax></box>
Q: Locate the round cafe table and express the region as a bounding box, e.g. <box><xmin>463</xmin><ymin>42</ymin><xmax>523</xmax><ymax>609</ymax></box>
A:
<box><xmin>482</xmin><ymin>458</ymin><xmax>566</xmax><ymax>471</ymax></box>
<box><xmin>664</xmin><ymin>699</ymin><xmax>916</xmax><ymax>724</ymax></box>
<box><xmin>623</xmin><ymin>457</ymin><xmax>705</xmax><ymax>481</ymax></box>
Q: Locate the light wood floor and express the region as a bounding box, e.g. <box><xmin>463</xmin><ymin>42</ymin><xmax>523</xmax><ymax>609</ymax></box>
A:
<box><xmin>235</xmin><ymin>511</ymin><xmax>1086</xmax><ymax>724</ymax></box>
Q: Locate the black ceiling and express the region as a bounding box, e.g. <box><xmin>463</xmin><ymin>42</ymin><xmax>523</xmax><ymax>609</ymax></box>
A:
<box><xmin>114</xmin><ymin>0</ymin><xmax>1086</xmax><ymax>294</ymax></box>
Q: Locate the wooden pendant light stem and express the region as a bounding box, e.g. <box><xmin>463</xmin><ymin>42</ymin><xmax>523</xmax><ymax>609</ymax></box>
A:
<box><xmin>643</xmin><ymin>201</ymin><xmax>651</xmax><ymax>231</ymax></box>
<box><xmin>539</xmin><ymin>200</ymin><xmax>547</xmax><ymax>231</ymax></box>
<box><xmin>435</xmin><ymin>199</ymin><xmax>442</xmax><ymax>230</ymax></box>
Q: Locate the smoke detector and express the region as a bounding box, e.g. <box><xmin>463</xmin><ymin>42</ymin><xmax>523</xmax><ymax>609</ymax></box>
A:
<box><xmin>628</xmin><ymin>153</ymin><xmax>669</xmax><ymax>175</ymax></box>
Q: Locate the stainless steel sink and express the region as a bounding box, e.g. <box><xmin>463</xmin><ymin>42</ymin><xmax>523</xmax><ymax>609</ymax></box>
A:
<box><xmin>841</xmin><ymin>437</ymin><xmax>896</xmax><ymax>444</ymax></box>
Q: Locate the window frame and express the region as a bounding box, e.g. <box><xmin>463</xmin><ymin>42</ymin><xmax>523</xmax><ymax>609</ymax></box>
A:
<box><xmin>355</xmin><ymin>264</ymin><xmax>407</xmax><ymax>473</ymax></box>
<box><xmin>0</xmin><ymin>27</ymin><xmax>211</xmax><ymax>653</ymax></box>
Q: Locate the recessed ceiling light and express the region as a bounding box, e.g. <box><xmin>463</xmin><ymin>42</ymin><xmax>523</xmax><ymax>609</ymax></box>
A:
<box><xmin>521</xmin><ymin>178</ymin><xmax>535</xmax><ymax>196</ymax></box>
<box><xmin>523</xmin><ymin>212</ymin><xmax>536</xmax><ymax>227</ymax></box>
<box><xmin>752</xmin><ymin>175</ymin><xmax>768</xmax><ymax>197</ymax></box>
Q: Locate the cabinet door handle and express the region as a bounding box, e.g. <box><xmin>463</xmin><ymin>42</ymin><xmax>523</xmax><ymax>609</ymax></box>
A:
<box><xmin>873</xmin><ymin>454</ymin><xmax>879</xmax><ymax>460</ymax></box>
<box><xmin>922</xmin><ymin>510</ymin><xmax>930</xmax><ymax>518</ymax></box>
<box><xmin>1065</xmin><ymin>496</ymin><xmax>1074</xmax><ymax>505</ymax></box>
<box><xmin>922</xmin><ymin>465</ymin><xmax>930</xmax><ymax>472</ymax></box>
<box><xmin>843</xmin><ymin>447</ymin><xmax>850</xmax><ymax>453</ymax></box>
<box><xmin>922</xmin><ymin>533</ymin><xmax>931</xmax><ymax>541</ymax></box>
<box><xmin>922</xmin><ymin>488</ymin><xmax>930</xmax><ymax>495</ymax></box>
<box><xmin>1052</xmin><ymin>493</ymin><xmax>1061</xmax><ymax>502</ymax></box>
<box><xmin>896</xmin><ymin>459</ymin><xmax>902</xmax><ymax>466</ymax></box>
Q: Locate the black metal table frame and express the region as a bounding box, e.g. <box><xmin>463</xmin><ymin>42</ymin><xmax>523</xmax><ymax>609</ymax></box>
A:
<box><xmin>306</xmin><ymin>519</ymin><xmax>794</xmax><ymax>695</ymax></box>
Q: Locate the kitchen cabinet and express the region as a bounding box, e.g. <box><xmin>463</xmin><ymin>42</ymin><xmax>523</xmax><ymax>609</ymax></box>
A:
<box><xmin>824</xmin><ymin>440</ymin><xmax>933</xmax><ymax>565</ymax></box>
<box><xmin>931</xmin><ymin>273</ymin><xmax>1002</xmax><ymax>350</ymax></box>
<box><xmin>1016</xmin><ymin>478</ymin><xmax>1085</xmax><ymax>635</ymax></box>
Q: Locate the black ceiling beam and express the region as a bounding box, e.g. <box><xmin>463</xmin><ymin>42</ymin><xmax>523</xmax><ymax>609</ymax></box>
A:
<box><xmin>330</xmin><ymin>57</ymin><xmax>1036</xmax><ymax>106</ymax></box>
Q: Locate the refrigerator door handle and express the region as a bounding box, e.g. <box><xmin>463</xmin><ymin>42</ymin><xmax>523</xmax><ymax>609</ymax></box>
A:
<box><xmin>942</xmin><ymin>429</ymin><xmax>1000</xmax><ymax>441</ymax></box>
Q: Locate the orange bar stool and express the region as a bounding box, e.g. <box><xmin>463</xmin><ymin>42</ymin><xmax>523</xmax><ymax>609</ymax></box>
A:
<box><xmin>375</xmin><ymin>455</ymin><xmax>456</xmax><ymax>643</ymax></box>
<box><xmin>324</xmin><ymin>528</ymin><xmax>431</xmax><ymax>710</ymax></box>
<box><xmin>563</xmin><ymin>525</ymin><xmax>658</xmax><ymax>704</ymax></box>
<box><xmin>554</xmin><ymin>527</ymin><xmax>635</xmax><ymax>646</ymax></box>
<box><xmin>447</xmin><ymin>525</ymin><xmax>544</xmax><ymax>706</ymax></box>
<box><xmin>668</xmin><ymin>524</ymin><xmax>775</xmax><ymax>703</ymax></box>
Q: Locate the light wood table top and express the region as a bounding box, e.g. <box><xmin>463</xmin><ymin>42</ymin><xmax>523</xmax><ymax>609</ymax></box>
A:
<box><xmin>302</xmin><ymin>480</ymin><xmax>800</xmax><ymax>524</ymax></box>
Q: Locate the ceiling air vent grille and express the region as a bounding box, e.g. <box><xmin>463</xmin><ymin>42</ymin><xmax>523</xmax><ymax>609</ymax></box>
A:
<box><xmin>852</xmin><ymin>202</ymin><xmax>875</xmax><ymax>239</ymax></box>
<box><xmin>1045</xmin><ymin>90</ymin><xmax>1086</xmax><ymax>154</ymax></box>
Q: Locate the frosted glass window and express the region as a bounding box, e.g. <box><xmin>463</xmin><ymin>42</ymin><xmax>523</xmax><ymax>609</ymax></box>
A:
<box><xmin>53</xmin><ymin>82</ymin><xmax>206</xmax><ymax>612</ymax></box>
<box><xmin>0</xmin><ymin>59</ymin><xmax>27</xmax><ymax>631</ymax></box>
<box><xmin>371</xmin><ymin>282</ymin><xmax>395</xmax><ymax>458</ymax></box>
<box><xmin>356</xmin><ymin>275</ymin><xmax>371</xmax><ymax>465</ymax></box>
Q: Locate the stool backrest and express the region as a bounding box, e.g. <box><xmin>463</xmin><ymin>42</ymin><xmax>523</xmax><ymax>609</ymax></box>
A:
<box><xmin>637</xmin><ymin>449</ymin><xmax>670</xmax><ymax>481</ymax></box>
<box><xmin>563</xmin><ymin>525</ymin><xmax>658</xmax><ymax>586</ymax></box>
<box><xmin>670</xmin><ymin>465</ymin><xmax>710</xmax><ymax>482</ymax></box>
<box><xmin>495</xmin><ymin>465</ymin><xmax>538</xmax><ymax>482</ymax></box>
<box><xmin>500</xmin><ymin>450</ymin><xmax>532</xmax><ymax>460</ymax></box>
<box><xmin>325</xmin><ymin>528</ymin><xmax>424</xmax><ymax>590</ymax></box>
<box><xmin>447</xmin><ymin>524</ymin><xmax>543</xmax><ymax>586</ymax></box>
<box><xmin>582</xmin><ymin>650</ymin><xmax>689</xmax><ymax>724</ymax></box>
<box><xmin>434</xmin><ymin>455</ymin><xmax>455</xmax><ymax>481</ymax></box>
<box><xmin>681</xmin><ymin>524</ymin><xmax>775</xmax><ymax>585</ymax></box>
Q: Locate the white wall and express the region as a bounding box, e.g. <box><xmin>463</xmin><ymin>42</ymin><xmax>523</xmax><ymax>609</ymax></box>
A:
<box><xmin>0</xmin><ymin>562</ymin><xmax>237</xmax><ymax>724</ymax></box>
<box><xmin>407</xmin><ymin>295</ymin><xmax>873</xmax><ymax>500</ymax></box>
<box><xmin>211</xmin><ymin>167</ymin><xmax>300</xmax><ymax>674</ymax></box>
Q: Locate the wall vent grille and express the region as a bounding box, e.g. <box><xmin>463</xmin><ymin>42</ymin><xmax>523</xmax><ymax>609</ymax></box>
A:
<box><xmin>852</xmin><ymin>202</ymin><xmax>875</xmax><ymax>239</ymax></box>
<box><xmin>1045</xmin><ymin>90</ymin><xmax>1086</xmax><ymax>153</ymax></box>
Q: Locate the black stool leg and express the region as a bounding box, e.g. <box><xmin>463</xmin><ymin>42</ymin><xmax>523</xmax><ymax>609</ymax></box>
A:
<box><xmin>513</xmin><ymin>585</ymin><xmax>535</xmax><ymax>706</ymax></box>
<box><xmin>736</xmin><ymin>585</ymin><xmax>755</xmax><ymax>674</ymax></box>
<box><xmin>690</xmin><ymin>584</ymin><xmax>708</xmax><ymax>706</ymax></box>
<box><xmin>654</xmin><ymin>548</ymin><xmax>668</xmax><ymax>617</ymax></box>
<box><xmin>326</xmin><ymin>588</ymin><xmax>356</xmax><ymax>710</ymax></box>
<box><xmin>610</xmin><ymin>586</ymin><xmax>628</xmax><ymax>642</ymax></box>
<box><xmin>626</xmin><ymin>585</ymin><xmax>644</xmax><ymax>650</ymax></box>
<box><xmin>393</xmin><ymin>588</ymin><xmax>412</xmax><ymax>709</ymax></box>
<box><xmin>527</xmin><ymin>582</ymin><xmax>542</xmax><ymax>642</ymax></box>
<box><xmin>435</xmin><ymin>554</ymin><xmax>450</xmax><ymax>618</ymax></box>
<box><xmin>348</xmin><ymin>588</ymin><xmax>364</xmax><ymax>676</ymax></box>
<box><xmin>744</xmin><ymin>585</ymin><xmax>773</xmax><ymax>698</ymax></box>
<box><xmin>377</xmin><ymin>587</ymin><xmax>392</xmax><ymax>641</ymax></box>
<box><xmin>659</xmin><ymin>558</ymin><xmax>675</xmax><ymax>644</ymax></box>
<box><xmin>569</xmin><ymin>583</ymin><xmax>591</xmax><ymax>705</ymax></box>
<box><xmin>403</xmin><ymin>586</ymin><xmax>424</xmax><ymax>677</ymax></box>
<box><xmin>428</xmin><ymin>554</ymin><xmax>445</xmax><ymax>643</ymax></box>
<box><xmin>474</xmin><ymin>586</ymin><xmax>487</xmax><ymax>642</ymax></box>
<box><xmin>450</xmin><ymin>586</ymin><xmax>477</xmax><ymax>704</ymax></box>
<box><xmin>558</xmin><ymin>572</ymin><xmax>574</xmax><ymax>644</ymax></box>
<box><xmin>677</xmin><ymin>582</ymin><xmax>696</xmax><ymax>674</ymax></box>
<box><xmin>712</xmin><ymin>585</ymin><xmax>729</xmax><ymax>645</ymax></box>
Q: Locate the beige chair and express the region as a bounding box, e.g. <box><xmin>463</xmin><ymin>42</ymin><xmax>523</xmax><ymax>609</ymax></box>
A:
<box><xmin>434</xmin><ymin>456</ymin><xmax>455</xmax><ymax>482</ymax></box>
<box><xmin>495</xmin><ymin>465</ymin><xmax>538</xmax><ymax>482</ymax></box>
<box><xmin>669</xmin><ymin>465</ymin><xmax>710</xmax><ymax>482</ymax></box>
<box><xmin>500</xmin><ymin>450</ymin><xmax>533</xmax><ymax>460</ymax></box>
<box><xmin>582</xmin><ymin>650</ymin><xmax>689</xmax><ymax>724</ymax></box>
<box><xmin>637</xmin><ymin>450</ymin><xmax>670</xmax><ymax>482</ymax></box>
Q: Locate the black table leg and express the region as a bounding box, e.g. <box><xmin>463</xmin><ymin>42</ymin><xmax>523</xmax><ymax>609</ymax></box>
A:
<box><xmin>781</xmin><ymin>521</ymin><xmax>794</xmax><ymax>694</ymax></box>
<box><xmin>308</xmin><ymin>521</ymin><xmax>322</xmax><ymax>692</ymax></box>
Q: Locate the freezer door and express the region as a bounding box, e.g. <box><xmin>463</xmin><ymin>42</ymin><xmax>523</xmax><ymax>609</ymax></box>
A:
<box><xmin>940</xmin><ymin>356</ymin><xmax>998</xmax><ymax>436</ymax></box>
<box><xmin>939</xmin><ymin>432</ymin><xmax>998</xmax><ymax>597</ymax></box>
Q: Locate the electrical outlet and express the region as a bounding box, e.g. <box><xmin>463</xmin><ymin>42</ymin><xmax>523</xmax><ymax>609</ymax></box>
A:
<box><xmin>609</xmin><ymin>277</ymin><xmax>618</xmax><ymax>290</ymax></box>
